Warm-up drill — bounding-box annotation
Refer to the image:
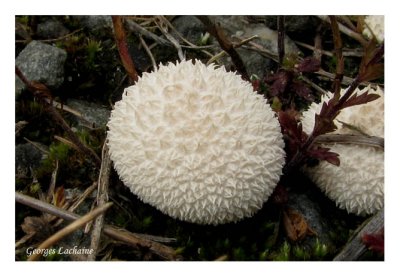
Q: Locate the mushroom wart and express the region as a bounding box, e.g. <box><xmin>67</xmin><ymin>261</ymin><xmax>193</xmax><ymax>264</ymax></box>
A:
<box><xmin>363</xmin><ymin>15</ymin><xmax>384</xmax><ymax>43</ymax></box>
<box><xmin>302</xmin><ymin>86</ymin><xmax>384</xmax><ymax>216</ymax></box>
<box><xmin>107</xmin><ymin>60</ymin><xmax>285</xmax><ymax>225</ymax></box>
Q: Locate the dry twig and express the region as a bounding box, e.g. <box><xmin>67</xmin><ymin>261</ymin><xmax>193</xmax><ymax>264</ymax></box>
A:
<box><xmin>334</xmin><ymin>209</ymin><xmax>384</xmax><ymax>261</ymax></box>
<box><xmin>16</xmin><ymin>28</ymin><xmax>83</xmax><ymax>44</ymax></box>
<box><xmin>197</xmin><ymin>16</ymin><xmax>249</xmax><ymax>80</ymax></box>
<box><xmin>27</xmin><ymin>202</ymin><xmax>113</xmax><ymax>261</ymax></box>
<box><xmin>277</xmin><ymin>16</ymin><xmax>285</xmax><ymax>66</ymax></box>
<box><xmin>139</xmin><ymin>35</ymin><xmax>157</xmax><ymax>70</ymax></box>
<box><xmin>207</xmin><ymin>35</ymin><xmax>259</xmax><ymax>65</ymax></box>
<box><xmin>318</xmin><ymin>16</ymin><xmax>368</xmax><ymax>46</ymax></box>
<box><xmin>15</xmin><ymin>67</ymin><xmax>101</xmax><ymax>166</ymax></box>
<box><xmin>15</xmin><ymin>192</ymin><xmax>179</xmax><ymax>260</ymax></box>
<box><xmin>329</xmin><ymin>16</ymin><xmax>344</xmax><ymax>95</ymax></box>
<box><xmin>46</xmin><ymin>160</ymin><xmax>59</xmax><ymax>203</ymax></box>
<box><xmin>155</xmin><ymin>17</ymin><xmax>185</xmax><ymax>61</ymax></box>
<box><xmin>88</xmin><ymin>143</ymin><xmax>112</xmax><ymax>261</ymax></box>
<box><xmin>315</xmin><ymin>134</ymin><xmax>384</xmax><ymax>149</ymax></box>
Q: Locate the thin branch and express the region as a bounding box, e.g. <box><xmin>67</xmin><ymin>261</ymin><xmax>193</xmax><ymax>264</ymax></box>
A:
<box><xmin>125</xmin><ymin>18</ymin><xmax>170</xmax><ymax>46</ymax></box>
<box><xmin>318</xmin><ymin>16</ymin><xmax>368</xmax><ymax>46</ymax></box>
<box><xmin>329</xmin><ymin>16</ymin><xmax>344</xmax><ymax>95</ymax></box>
<box><xmin>277</xmin><ymin>16</ymin><xmax>285</xmax><ymax>66</ymax></box>
<box><xmin>28</xmin><ymin>202</ymin><xmax>113</xmax><ymax>261</ymax></box>
<box><xmin>16</xmin><ymin>28</ymin><xmax>84</xmax><ymax>44</ymax></box>
<box><xmin>315</xmin><ymin>134</ymin><xmax>384</xmax><ymax>149</ymax></box>
<box><xmin>139</xmin><ymin>35</ymin><xmax>157</xmax><ymax>70</ymax></box>
<box><xmin>300</xmin><ymin>75</ymin><xmax>329</xmax><ymax>96</ymax></box>
<box><xmin>15</xmin><ymin>67</ymin><xmax>101</xmax><ymax>166</ymax></box>
<box><xmin>112</xmin><ymin>16</ymin><xmax>139</xmax><ymax>84</ymax></box>
<box><xmin>334</xmin><ymin>209</ymin><xmax>384</xmax><ymax>261</ymax></box>
<box><xmin>15</xmin><ymin>192</ymin><xmax>179</xmax><ymax>260</ymax></box>
<box><xmin>15</xmin><ymin>121</ymin><xmax>28</xmax><ymax>136</ymax></box>
<box><xmin>88</xmin><ymin>143</ymin><xmax>112</xmax><ymax>261</ymax></box>
<box><xmin>155</xmin><ymin>17</ymin><xmax>185</xmax><ymax>61</ymax></box>
<box><xmin>295</xmin><ymin>40</ymin><xmax>363</xmax><ymax>57</ymax></box>
<box><xmin>46</xmin><ymin>160</ymin><xmax>59</xmax><ymax>203</ymax></box>
<box><xmin>207</xmin><ymin>35</ymin><xmax>259</xmax><ymax>65</ymax></box>
<box><xmin>197</xmin><ymin>16</ymin><xmax>249</xmax><ymax>80</ymax></box>
<box><xmin>312</xmin><ymin>25</ymin><xmax>323</xmax><ymax>62</ymax></box>
<box><xmin>315</xmin><ymin>68</ymin><xmax>382</xmax><ymax>88</ymax></box>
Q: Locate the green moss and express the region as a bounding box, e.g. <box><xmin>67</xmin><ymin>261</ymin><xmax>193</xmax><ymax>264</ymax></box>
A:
<box><xmin>273</xmin><ymin>241</ymin><xmax>291</xmax><ymax>261</ymax></box>
<box><xmin>313</xmin><ymin>239</ymin><xmax>328</xmax><ymax>259</ymax></box>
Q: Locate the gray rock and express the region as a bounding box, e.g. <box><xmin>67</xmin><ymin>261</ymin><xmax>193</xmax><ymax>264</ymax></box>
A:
<box><xmin>286</xmin><ymin>188</ymin><xmax>334</xmax><ymax>257</ymax></box>
<box><xmin>15</xmin><ymin>40</ymin><xmax>67</xmax><ymax>95</ymax></box>
<box><xmin>263</xmin><ymin>16</ymin><xmax>320</xmax><ymax>37</ymax></box>
<box><xmin>211</xmin><ymin>16</ymin><xmax>301</xmax><ymax>78</ymax></box>
<box><xmin>37</xmin><ymin>19</ymin><xmax>70</xmax><ymax>39</ymax></box>
<box><xmin>15</xmin><ymin>143</ymin><xmax>45</xmax><ymax>179</ymax></box>
<box><xmin>74</xmin><ymin>15</ymin><xmax>113</xmax><ymax>36</ymax></box>
<box><xmin>67</xmin><ymin>99</ymin><xmax>110</xmax><ymax>129</ymax></box>
<box><xmin>171</xmin><ymin>16</ymin><xmax>207</xmax><ymax>44</ymax></box>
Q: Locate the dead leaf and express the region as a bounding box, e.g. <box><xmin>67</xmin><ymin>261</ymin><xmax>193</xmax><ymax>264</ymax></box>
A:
<box><xmin>21</xmin><ymin>216</ymin><xmax>53</xmax><ymax>241</ymax></box>
<box><xmin>307</xmin><ymin>145</ymin><xmax>340</xmax><ymax>166</ymax></box>
<box><xmin>296</xmin><ymin>57</ymin><xmax>321</xmax><ymax>73</ymax></box>
<box><xmin>283</xmin><ymin>208</ymin><xmax>316</xmax><ymax>242</ymax></box>
<box><xmin>52</xmin><ymin>186</ymin><xmax>66</xmax><ymax>208</ymax></box>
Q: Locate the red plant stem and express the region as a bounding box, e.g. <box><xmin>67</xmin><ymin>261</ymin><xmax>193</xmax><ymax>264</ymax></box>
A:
<box><xmin>329</xmin><ymin>16</ymin><xmax>344</xmax><ymax>95</ymax></box>
<box><xmin>15</xmin><ymin>66</ymin><xmax>101</xmax><ymax>167</ymax></box>
<box><xmin>277</xmin><ymin>16</ymin><xmax>285</xmax><ymax>67</ymax></box>
<box><xmin>112</xmin><ymin>16</ymin><xmax>139</xmax><ymax>83</ymax></box>
<box><xmin>197</xmin><ymin>16</ymin><xmax>249</xmax><ymax>81</ymax></box>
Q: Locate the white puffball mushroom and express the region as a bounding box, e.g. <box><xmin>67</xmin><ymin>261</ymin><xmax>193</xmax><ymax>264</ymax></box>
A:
<box><xmin>107</xmin><ymin>60</ymin><xmax>285</xmax><ymax>225</ymax></box>
<box><xmin>302</xmin><ymin>85</ymin><xmax>384</xmax><ymax>216</ymax></box>
<box><xmin>363</xmin><ymin>15</ymin><xmax>384</xmax><ymax>43</ymax></box>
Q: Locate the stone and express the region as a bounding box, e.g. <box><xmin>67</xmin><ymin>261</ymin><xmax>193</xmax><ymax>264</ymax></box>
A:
<box><xmin>15</xmin><ymin>40</ymin><xmax>67</xmax><ymax>95</ymax></box>
<box><xmin>67</xmin><ymin>99</ymin><xmax>111</xmax><ymax>129</ymax></box>
<box><xmin>15</xmin><ymin>143</ymin><xmax>45</xmax><ymax>179</ymax></box>
<box><xmin>211</xmin><ymin>16</ymin><xmax>301</xmax><ymax>78</ymax></box>
<box><xmin>287</xmin><ymin>190</ymin><xmax>332</xmax><ymax>246</ymax></box>
<box><xmin>37</xmin><ymin>19</ymin><xmax>70</xmax><ymax>39</ymax></box>
<box><xmin>74</xmin><ymin>16</ymin><xmax>113</xmax><ymax>36</ymax></box>
<box><xmin>263</xmin><ymin>16</ymin><xmax>320</xmax><ymax>38</ymax></box>
<box><xmin>171</xmin><ymin>16</ymin><xmax>207</xmax><ymax>44</ymax></box>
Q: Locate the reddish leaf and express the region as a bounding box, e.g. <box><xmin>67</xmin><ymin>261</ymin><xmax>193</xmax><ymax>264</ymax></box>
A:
<box><xmin>359</xmin><ymin>63</ymin><xmax>384</xmax><ymax>83</ymax></box>
<box><xmin>296</xmin><ymin>57</ymin><xmax>321</xmax><ymax>73</ymax></box>
<box><xmin>342</xmin><ymin>92</ymin><xmax>381</xmax><ymax>109</ymax></box>
<box><xmin>313</xmin><ymin>111</ymin><xmax>338</xmax><ymax>136</ymax></box>
<box><xmin>307</xmin><ymin>145</ymin><xmax>340</xmax><ymax>166</ymax></box>
<box><xmin>359</xmin><ymin>41</ymin><xmax>384</xmax><ymax>82</ymax></box>
<box><xmin>362</xmin><ymin>228</ymin><xmax>384</xmax><ymax>254</ymax></box>
<box><xmin>252</xmin><ymin>79</ymin><xmax>260</xmax><ymax>92</ymax></box>
<box><xmin>267</xmin><ymin>71</ymin><xmax>291</xmax><ymax>96</ymax></box>
<box><xmin>291</xmin><ymin>80</ymin><xmax>314</xmax><ymax>101</ymax></box>
<box><xmin>271</xmin><ymin>184</ymin><xmax>288</xmax><ymax>206</ymax></box>
<box><xmin>278</xmin><ymin>109</ymin><xmax>304</xmax><ymax>141</ymax></box>
<box><xmin>278</xmin><ymin>109</ymin><xmax>307</xmax><ymax>158</ymax></box>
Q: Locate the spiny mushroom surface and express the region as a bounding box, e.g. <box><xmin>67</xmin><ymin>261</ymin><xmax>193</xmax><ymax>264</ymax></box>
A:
<box><xmin>363</xmin><ymin>15</ymin><xmax>384</xmax><ymax>43</ymax></box>
<box><xmin>302</xmin><ymin>86</ymin><xmax>384</xmax><ymax>216</ymax></box>
<box><xmin>107</xmin><ymin>60</ymin><xmax>285</xmax><ymax>225</ymax></box>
